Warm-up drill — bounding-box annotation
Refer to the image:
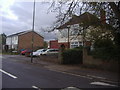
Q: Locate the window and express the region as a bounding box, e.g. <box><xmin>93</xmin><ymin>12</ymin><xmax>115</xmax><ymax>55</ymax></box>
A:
<box><xmin>79</xmin><ymin>42</ymin><xmax>82</xmax><ymax>44</ymax></box>
<box><xmin>74</xmin><ymin>42</ymin><xmax>78</xmax><ymax>44</ymax></box>
<box><xmin>70</xmin><ymin>41</ymin><xmax>83</xmax><ymax>48</ymax></box>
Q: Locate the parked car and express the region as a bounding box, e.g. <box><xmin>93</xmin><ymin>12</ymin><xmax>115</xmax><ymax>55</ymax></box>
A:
<box><xmin>41</xmin><ymin>49</ymin><xmax>59</xmax><ymax>55</ymax></box>
<box><xmin>21</xmin><ymin>49</ymin><xmax>32</xmax><ymax>55</ymax></box>
<box><xmin>32</xmin><ymin>49</ymin><xmax>46</xmax><ymax>56</ymax></box>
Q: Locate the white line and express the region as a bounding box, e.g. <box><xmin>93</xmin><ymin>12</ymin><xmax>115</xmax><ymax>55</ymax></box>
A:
<box><xmin>48</xmin><ymin>69</ymin><xmax>119</xmax><ymax>85</ymax></box>
<box><xmin>87</xmin><ymin>74</ymin><xmax>106</xmax><ymax>79</ymax></box>
<box><xmin>0</xmin><ymin>69</ymin><xmax>17</xmax><ymax>79</ymax></box>
<box><xmin>32</xmin><ymin>85</ymin><xmax>41</xmax><ymax>90</ymax></box>
<box><xmin>100</xmin><ymin>79</ymin><xmax>119</xmax><ymax>84</ymax></box>
<box><xmin>48</xmin><ymin>69</ymin><xmax>93</xmax><ymax>79</ymax></box>
<box><xmin>32</xmin><ymin>86</ymin><xmax>38</xmax><ymax>89</ymax></box>
<box><xmin>67</xmin><ymin>87</ymin><xmax>80</xmax><ymax>90</ymax></box>
<box><xmin>90</xmin><ymin>81</ymin><xmax>117</xmax><ymax>87</ymax></box>
<box><xmin>67</xmin><ymin>87</ymin><xmax>76</xmax><ymax>88</ymax></box>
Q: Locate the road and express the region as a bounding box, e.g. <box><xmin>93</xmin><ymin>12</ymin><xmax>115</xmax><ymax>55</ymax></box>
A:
<box><xmin>0</xmin><ymin>55</ymin><xmax>119</xmax><ymax>89</ymax></box>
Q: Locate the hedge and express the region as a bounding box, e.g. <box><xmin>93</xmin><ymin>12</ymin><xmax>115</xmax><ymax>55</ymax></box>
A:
<box><xmin>61</xmin><ymin>48</ymin><xmax>83</xmax><ymax>64</ymax></box>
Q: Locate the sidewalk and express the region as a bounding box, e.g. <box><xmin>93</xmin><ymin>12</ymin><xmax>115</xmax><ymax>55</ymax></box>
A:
<box><xmin>32</xmin><ymin>57</ymin><xmax>119</xmax><ymax>84</ymax></box>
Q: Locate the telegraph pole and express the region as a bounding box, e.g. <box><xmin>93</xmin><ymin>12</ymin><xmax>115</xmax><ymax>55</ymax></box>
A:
<box><xmin>67</xmin><ymin>27</ymin><xmax>70</xmax><ymax>49</ymax></box>
<box><xmin>31</xmin><ymin>0</ymin><xmax>36</xmax><ymax>63</ymax></box>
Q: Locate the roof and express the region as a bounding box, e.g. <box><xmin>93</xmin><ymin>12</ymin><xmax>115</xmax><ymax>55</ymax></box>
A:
<box><xmin>7</xmin><ymin>30</ymin><xmax>44</xmax><ymax>38</ymax></box>
<box><xmin>57</xmin><ymin>12</ymin><xmax>114</xmax><ymax>30</ymax></box>
<box><xmin>7</xmin><ymin>30</ymin><xmax>30</xmax><ymax>37</ymax></box>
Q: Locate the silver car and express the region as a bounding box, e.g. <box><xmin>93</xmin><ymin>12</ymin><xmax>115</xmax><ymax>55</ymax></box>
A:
<box><xmin>32</xmin><ymin>49</ymin><xmax>46</xmax><ymax>56</ymax></box>
<box><xmin>41</xmin><ymin>49</ymin><xmax>59</xmax><ymax>55</ymax></box>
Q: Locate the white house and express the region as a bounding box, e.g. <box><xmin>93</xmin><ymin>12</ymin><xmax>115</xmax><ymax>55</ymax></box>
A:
<box><xmin>57</xmin><ymin>24</ymin><xmax>84</xmax><ymax>48</ymax></box>
<box><xmin>56</xmin><ymin>12</ymin><xmax>113</xmax><ymax>49</ymax></box>
<box><xmin>6</xmin><ymin>34</ymin><xmax>18</xmax><ymax>50</ymax></box>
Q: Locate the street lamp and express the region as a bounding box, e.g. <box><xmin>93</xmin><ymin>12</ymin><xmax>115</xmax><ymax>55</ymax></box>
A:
<box><xmin>31</xmin><ymin>0</ymin><xmax>36</xmax><ymax>63</ymax></box>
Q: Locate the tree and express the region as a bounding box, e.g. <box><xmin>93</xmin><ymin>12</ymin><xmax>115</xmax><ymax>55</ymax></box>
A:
<box><xmin>0</xmin><ymin>33</ymin><xmax>6</xmax><ymax>45</ymax></box>
<box><xmin>85</xmin><ymin>26</ymin><xmax>114</xmax><ymax>43</ymax></box>
<box><xmin>48</xmin><ymin>1</ymin><xmax>120</xmax><ymax>46</ymax></box>
<box><xmin>43</xmin><ymin>41</ymin><xmax>48</xmax><ymax>48</ymax></box>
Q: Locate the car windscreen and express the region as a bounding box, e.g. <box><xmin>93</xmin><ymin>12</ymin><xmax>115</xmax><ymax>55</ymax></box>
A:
<box><xmin>48</xmin><ymin>49</ymin><xmax>58</xmax><ymax>52</ymax></box>
<box><xmin>43</xmin><ymin>50</ymin><xmax>46</xmax><ymax>52</ymax></box>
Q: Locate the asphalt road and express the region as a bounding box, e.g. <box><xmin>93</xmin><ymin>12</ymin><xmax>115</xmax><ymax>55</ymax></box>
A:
<box><xmin>1</xmin><ymin>55</ymin><xmax>119</xmax><ymax>89</ymax></box>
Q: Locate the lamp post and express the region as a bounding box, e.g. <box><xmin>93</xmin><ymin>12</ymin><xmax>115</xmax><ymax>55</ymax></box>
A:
<box><xmin>31</xmin><ymin>0</ymin><xmax>36</xmax><ymax>63</ymax></box>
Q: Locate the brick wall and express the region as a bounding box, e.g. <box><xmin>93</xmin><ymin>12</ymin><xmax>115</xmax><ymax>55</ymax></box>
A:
<box><xmin>49</xmin><ymin>40</ymin><xmax>59</xmax><ymax>49</ymax></box>
<box><xmin>83</xmin><ymin>49</ymin><xmax>119</xmax><ymax>72</ymax></box>
<box><xmin>18</xmin><ymin>31</ymin><xmax>44</xmax><ymax>51</ymax></box>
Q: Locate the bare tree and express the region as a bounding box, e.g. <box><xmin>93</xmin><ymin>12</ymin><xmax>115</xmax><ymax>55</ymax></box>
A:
<box><xmin>48</xmin><ymin>1</ymin><xmax>120</xmax><ymax>46</ymax></box>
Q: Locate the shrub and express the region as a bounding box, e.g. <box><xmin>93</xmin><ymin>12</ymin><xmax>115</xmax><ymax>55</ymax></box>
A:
<box><xmin>91</xmin><ymin>39</ymin><xmax>120</xmax><ymax>61</ymax></box>
<box><xmin>94</xmin><ymin>39</ymin><xmax>114</xmax><ymax>49</ymax></box>
<box><xmin>61</xmin><ymin>48</ymin><xmax>83</xmax><ymax>64</ymax></box>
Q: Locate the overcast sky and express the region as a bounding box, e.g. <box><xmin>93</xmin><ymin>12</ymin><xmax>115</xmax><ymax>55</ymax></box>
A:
<box><xmin>0</xmin><ymin>0</ymin><xmax>58</xmax><ymax>41</ymax></box>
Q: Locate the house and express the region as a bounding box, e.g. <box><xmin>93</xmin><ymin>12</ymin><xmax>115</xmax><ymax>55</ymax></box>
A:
<box><xmin>56</xmin><ymin>11</ymin><xmax>112</xmax><ymax>49</ymax></box>
<box><xmin>6</xmin><ymin>30</ymin><xmax>44</xmax><ymax>51</ymax></box>
<box><xmin>49</xmin><ymin>40</ymin><xmax>59</xmax><ymax>49</ymax></box>
<box><xmin>57</xmin><ymin>24</ymin><xmax>85</xmax><ymax>49</ymax></box>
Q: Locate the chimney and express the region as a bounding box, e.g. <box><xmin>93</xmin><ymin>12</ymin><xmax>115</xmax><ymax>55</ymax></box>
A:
<box><xmin>100</xmin><ymin>9</ymin><xmax>106</xmax><ymax>24</ymax></box>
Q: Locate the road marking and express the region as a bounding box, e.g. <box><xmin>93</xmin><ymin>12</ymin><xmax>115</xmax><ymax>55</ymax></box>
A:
<box><xmin>32</xmin><ymin>86</ymin><xmax>39</xmax><ymax>89</ymax></box>
<box><xmin>0</xmin><ymin>69</ymin><xmax>17</xmax><ymax>79</ymax></box>
<box><xmin>67</xmin><ymin>87</ymin><xmax>77</xmax><ymax>88</ymax></box>
<box><xmin>67</xmin><ymin>87</ymin><xmax>76</xmax><ymax>89</ymax></box>
<box><xmin>48</xmin><ymin>69</ymin><xmax>93</xmax><ymax>79</ymax></box>
<box><xmin>63</xmin><ymin>87</ymin><xmax>81</xmax><ymax>90</ymax></box>
<box><xmin>32</xmin><ymin>86</ymin><xmax>41</xmax><ymax>90</ymax></box>
<box><xmin>90</xmin><ymin>81</ymin><xmax>117</xmax><ymax>87</ymax></box>
<box><xmin>87</xmin><ymin>75</ymin><xmax>106</xmax><ymax>79</ymax></box>
<box><xmin>100</xmin><ymin>79</ymin><xmax>119</xmax><ymax>84</ymax></box>
<box><xmin>48</xmin><ymin>68</ymin><xmax>119</xmax><ymax>84</ymax></box>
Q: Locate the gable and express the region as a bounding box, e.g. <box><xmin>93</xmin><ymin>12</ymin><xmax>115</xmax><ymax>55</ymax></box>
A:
<box><xmin>18</xmin><ymin>31</ymin><xmax>44</xmax><ymax>39</ymax></box>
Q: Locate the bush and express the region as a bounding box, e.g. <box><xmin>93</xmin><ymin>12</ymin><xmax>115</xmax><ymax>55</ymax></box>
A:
<box><xmin>61</xmin><ymin>48</ymin><xmax>83</xmax><ymax>64</ymax></box>
<box><xmin>91</xmin><ymin>40</ymin><xmax>120</xmax><ymax>61</ymax></box>
<box><xmin>94</xmin><ymin>39</ymin><xmax>114</xmax><ymax>48</ymax></box>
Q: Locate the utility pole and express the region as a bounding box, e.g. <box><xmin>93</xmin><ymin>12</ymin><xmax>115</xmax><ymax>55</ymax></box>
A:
<box><xmin>31</xmin><ymin>0</ymin><xmax>36</xmax><ymax>63</ymax></box>
<box><xmin>67</xmin><ymin>27</ymin><xmax>70</xmax><ymax>49</ymax></box>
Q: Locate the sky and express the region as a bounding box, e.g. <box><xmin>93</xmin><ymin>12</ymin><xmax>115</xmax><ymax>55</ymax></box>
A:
<box><xmin>0</xmin><ymin>0</ymin><xmax>58</xmax><ymax>41</ymax></box>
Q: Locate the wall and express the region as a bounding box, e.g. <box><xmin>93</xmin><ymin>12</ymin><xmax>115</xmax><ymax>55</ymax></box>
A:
<box><xmin>49</xmin><ymin>40</ymin><xmax>59</xmax><ymax>49</ymax></box>
<box><xmin>18</xmin><ymin>32</ymin><xmax>44</xmax><ymax>51</ymax></box>
<box><xmin>38</xmin><ymin>54</ymin><xmax>58</xmax><ymax>63</ymax></box>
<box><xmin>83</xmin><ymin>49</ymin><xmax>119</xmax><ymax>72</ymax></box>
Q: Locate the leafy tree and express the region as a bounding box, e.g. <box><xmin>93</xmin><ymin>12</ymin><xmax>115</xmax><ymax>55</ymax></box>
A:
<box><xmin>85</xmin><ymin>26</ymin><xmax>114</xmax><ymax>43</ymax></box>
<box><xmin>43</xmin><ymin>41</ymin><xmax>48</xmax><ymax>48</ymax></box>
<box><xmin>0</xmin><ymin>33</ymin><xmax>6</xmax><ymax>45</ymax></box>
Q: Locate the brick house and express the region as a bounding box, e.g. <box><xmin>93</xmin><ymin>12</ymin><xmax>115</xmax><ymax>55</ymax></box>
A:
<box><xmin>49</xmin><ymin>40</ymin><xmax>59</xmax><ymax>49</ymax></box>
<box><xmin>49</xmin><ymin>40</ymin><xmax>74</xmax><ymax>49</ymax></box>
<box><xmin>6</xmin><ymin>30</ymin><xmax>44</xmax><ymax>51</ymax></box>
